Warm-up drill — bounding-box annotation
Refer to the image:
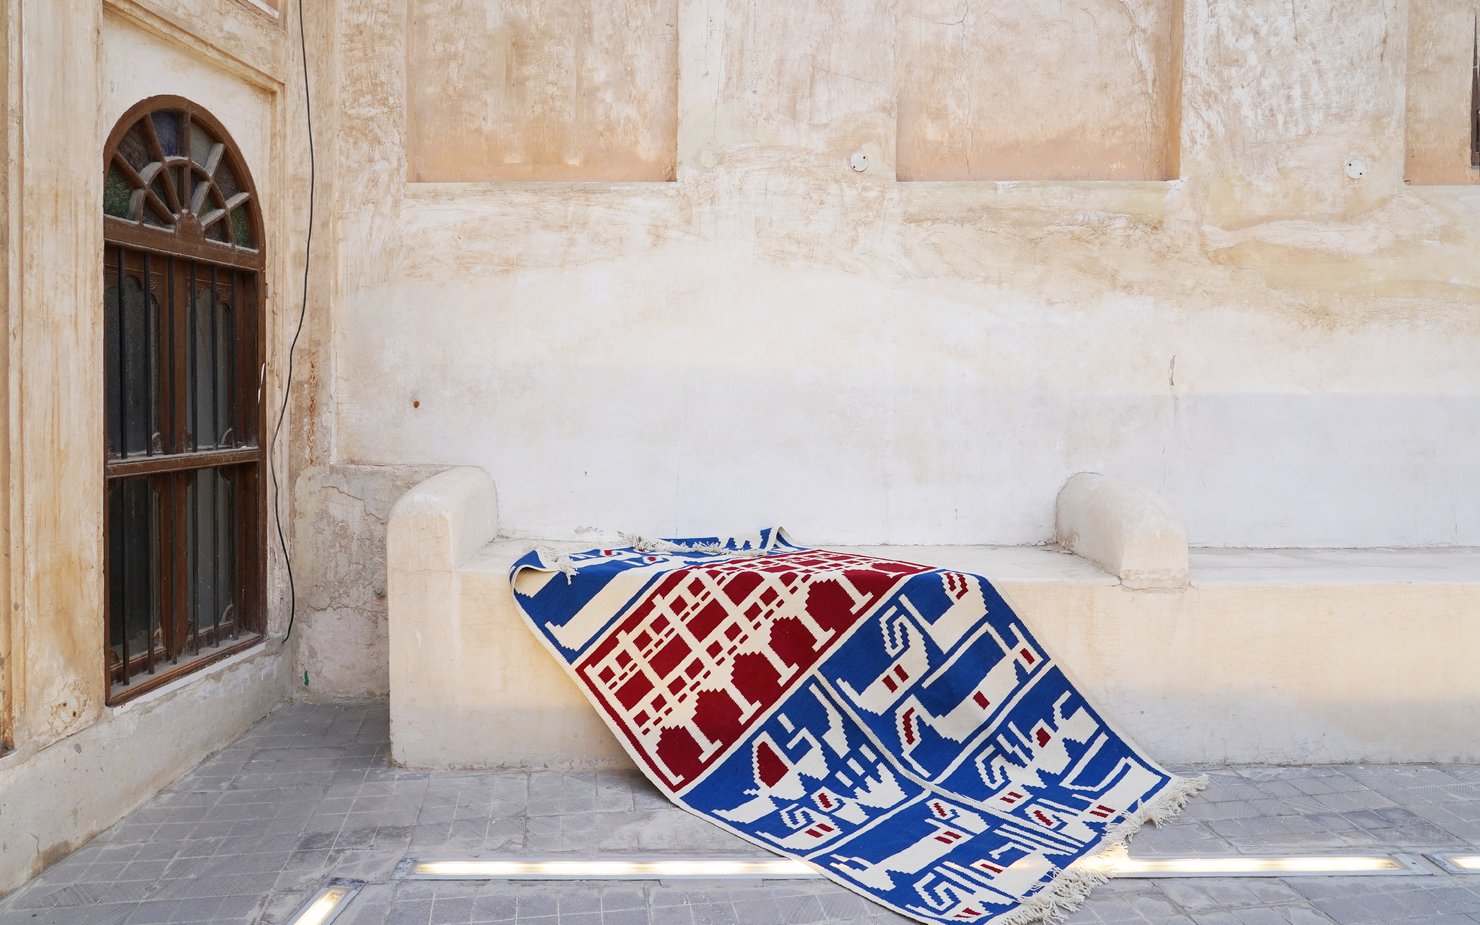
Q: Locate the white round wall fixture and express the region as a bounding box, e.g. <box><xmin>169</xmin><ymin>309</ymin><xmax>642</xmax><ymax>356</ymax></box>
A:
<box><xmin>849</xmin><ymin>151</ymin><xmax>869</xmax><ymax>172</ymax></box>
<box><xmin>1345</xmin><ymin>158</ymin><xmax>1366</xmax><ymax>179</ymax></box>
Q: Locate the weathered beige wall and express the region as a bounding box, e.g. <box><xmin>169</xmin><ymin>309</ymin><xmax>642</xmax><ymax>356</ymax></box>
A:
<box><xmin>0</xmin><ymin>0</ymin><xmax>14</xmax><ymax>752</ymax></box>
<box><xmin>1405</xmin><ymin>0</ymin><xmax>1479</xmax><ymax>185</ymax></box>
<box><xmin>293</xmin><ymin>464</ymin><xmax>441</xmax><ymax>697</ymax></box>
<box><xmin>319</xmin><ymin>0</ymin><xmax>1480</xmax><ymax>563</ymax></box>
<box><xmin>898</xmin><ymin>0</ymin><xmax>1181</xmax><ymax>180</ymax></box>
<box><xmin>12</xmin><ymin>0</ymin><xmax>108</xmax><ymax>752</ymax></box>
<box><xmin>0</xmin><ymin>0</ymin><xmax>319</xmax><ymax>895</ymax></box>
<box><xmin>406</xmin><ymin>0</ymin><xmax>679</xmax><ymax>181</ymax></box>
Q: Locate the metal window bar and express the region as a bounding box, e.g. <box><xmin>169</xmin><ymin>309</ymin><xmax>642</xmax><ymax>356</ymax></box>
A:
<box><xmin>165</xmin><ymin>257</ymin><xmax>180</xmax><ymax>664</ymax></box>
<box><xmin>170</xmin><ymin>469</ymin><xmax>184</xmax><ymax>665</ymax></box>
<box><xmin>114</xmin><ymin>249</ymin><xmax>128</xmax><ymax>458</ymax></box>
<box><xmin>190</xmin><ymin>261</ymin><xmax>200</xmax><ymax>452</ymax></box>
<box><xmin>142</xmin><ymin>477</ymin><xmax>154</xmax><ymax>678</ymax></box>
<box><xmin>226</xmin><ymin>269</ymin><xmax>237</xmax><ymax>447</ymax></box>
<box><xmin>146</xmin><ymin>478</ymin><xmax>157</xmax><ymax>676</ymax></box>
<box><xmin>142</xmin><ymin>251</ymin><xmax>153</xmax><ymax>457</ymax></box>
<box><xmin>211</xmin><ymin>468</ymin><xmax>221</xmax><ymax>646</ymax></box>
<box><xmin>140</xmin><ymin>258</ymin><xmax>155</xmax><ymax>675</ymax></box>
<box><xmin>192</xmin><ymin>470</ymin><xmax>201</xmax><ymax>657</ymax></box>
<box><xmin>115</xmin><ymin>251</ymin><xmax>131</xmax><ymax>686</ymax></box>
<box><xmin>104</xmin><ymin>468</ymin><xmax>112</xmax><ymax>682</ymax></box>
<box><xmin>206</xmin><ymin>268</ymin><xmax>219</xmax><ymax>646</ymax></box>
<box><xmin>166</xmin><ymin>255</ymin><xmax>176</xmax><ymax>456</ymax></box>
<box><xmin>186</xmin><ymin>265</ymin><xmax>198</xmax><ymax>656</ymax></box>
<box><xmin>209</xmin><ymin>266</ymin><xmax>219</xmax><ymax>449</ymax></box>
<box><xmin>117</xmin><ymin>485</ymin><xmax>130</xmax><ymax>686</ymax></box>
<box><xmin>159</xmin><ymin>470</ymin><xmax>173</xmax><ymax>666</ymax></box>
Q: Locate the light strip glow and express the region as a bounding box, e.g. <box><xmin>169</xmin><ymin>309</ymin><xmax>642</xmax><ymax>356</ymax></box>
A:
<box><xmin>403</xmin><ymin>858</ymin><xmax>821</xmax><ymax>880</ymax></box>
<box><xmin>285</xmin><ymin>878</ymin><xmax>364</xmax><ymax>925</ymax></box>
<box><xmin>401</xmin><ymin>853</ymin><xmax>1426</xmax><ymax>882</ymax></box>
<box><xmin>1430</xmin><ymin>854</ymin><xmax>1480</xmax><ymax>874</ymax></box>
<box><xmin>1076</xmin><ymin>854</ymin><xmax>1421</xmax><ymax>879</ymax></box>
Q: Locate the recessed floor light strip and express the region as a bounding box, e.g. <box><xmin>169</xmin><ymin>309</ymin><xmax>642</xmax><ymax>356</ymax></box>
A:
<box><xmin>1430</xmin><ymin>853</ymin><xmax>1480</xmax><ymax>875</ymax></box>
<box><xmin>1076</xmin><ymin>853</ymin><xmax>1427</xmax><ymax>879</ymax></box>
<box><xmin>282</xmin><ymin>878</ymin><xmax>365</xmax><ymax>925</ymax></box>
<box><xmin>399</xmin><ymin>858</ymin><xmax>822</xmax><ymax>881</ymax></box>
<box><xmin>397</xmin><ymin>853</ymin><xmax>1429</xmax><ymax>882</ymax></box>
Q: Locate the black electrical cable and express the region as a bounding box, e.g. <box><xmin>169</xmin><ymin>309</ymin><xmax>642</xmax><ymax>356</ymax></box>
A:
<box><xmin>273</xmin><ymin>0</ymin><xmax>314</xmax><ymax>644</ymax></box>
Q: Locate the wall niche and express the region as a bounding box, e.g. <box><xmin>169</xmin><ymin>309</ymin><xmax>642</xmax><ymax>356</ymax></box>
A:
<box><xmin>1404</xmin><ymin>0</ymin><xmax>1479</xmax><ymax>185</ymax></box>
<box><xmin>406</xmin><ymin>0</ymin><xmax>678</xmax><ymax>182</ymax></box>
<box><xmin>896</xmin><ymin>0</ymin><xmax>1182</xmax><ymax>181</ymax></box>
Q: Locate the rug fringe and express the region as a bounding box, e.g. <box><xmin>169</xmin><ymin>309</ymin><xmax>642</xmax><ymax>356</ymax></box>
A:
<box><xmin>997</xmin><ymin>773</ymin><xmax>1210</xmax><ymax>925</ymax></box>
<box><xmin>621</xmin><ymin>533</ymin><xmax>768</xmax><ymax>558</ymax></box>
<box><xmin>534</xmin><ymin>545</ymin><xmax>579</xmax><ymax>579</ymax></box>
<box><xmin>533</xmin><ymin>534</ymin><xmax>770</xmax><ymax>584</ymax></box>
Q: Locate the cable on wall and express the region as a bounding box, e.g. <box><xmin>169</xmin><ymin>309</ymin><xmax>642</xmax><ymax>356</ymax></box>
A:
<box><xmin>272</xmin><ymin>0</ymin><xmax>315</xmax><ymax>645</ymax></box>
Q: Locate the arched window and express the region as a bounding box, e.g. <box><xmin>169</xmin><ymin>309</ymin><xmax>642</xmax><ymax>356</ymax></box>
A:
<box><xmin>103</xmin><ymin>96</ymin><xmax>265</xmax><ymax>702</ymax></box>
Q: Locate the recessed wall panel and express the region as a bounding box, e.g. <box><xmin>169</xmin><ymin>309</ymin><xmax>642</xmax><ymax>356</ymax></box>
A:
<box><xmin>406</xmin><ymin>0</ymin><xmax>679</xmax><ymax>182</ymax></box>
<box><xmin>1404</xmin><ymin>0</ymin><xmax>1479</xmax><ymax>185</ymax></box>
<box><xmin>897</xmin><ymin>0</ymin><xmax>1180</xmax><ymax>181</ymax></box>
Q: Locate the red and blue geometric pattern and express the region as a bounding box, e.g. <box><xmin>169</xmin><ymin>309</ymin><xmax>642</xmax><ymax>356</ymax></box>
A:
<box><xmin>511</xmin><ymin>529</ymin><xmax>1201</xmax><ymax>925</ymax></box>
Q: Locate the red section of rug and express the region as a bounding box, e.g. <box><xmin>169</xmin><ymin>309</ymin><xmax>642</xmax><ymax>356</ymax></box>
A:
<box><xmin>575</xmin><ymin>549</ymin><xmax>930</xmax><ymax>790</ymax></box>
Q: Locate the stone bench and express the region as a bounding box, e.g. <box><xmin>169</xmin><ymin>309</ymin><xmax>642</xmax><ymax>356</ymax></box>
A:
<box><xmin>387</xmin><ymin>467</ymin><xmax>1480</xmax><ymax>769</ymax></box>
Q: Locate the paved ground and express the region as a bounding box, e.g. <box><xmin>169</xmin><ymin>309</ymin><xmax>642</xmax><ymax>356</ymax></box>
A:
<box><xmin>2</xmin><ymin>702</ymin><xmax>1479</xmax><ymax>924</ymax></box>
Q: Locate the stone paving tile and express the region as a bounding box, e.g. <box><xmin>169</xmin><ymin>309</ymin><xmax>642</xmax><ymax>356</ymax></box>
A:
<box><xmin>4</xmin><ymin>702</ymin><xmax>1480</xmax><ymax>925</ymax></box>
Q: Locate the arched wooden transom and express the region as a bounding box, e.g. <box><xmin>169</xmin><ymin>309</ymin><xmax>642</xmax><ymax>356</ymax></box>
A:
<box><xmin>104</xmin><ymin>96</ymin><xmax>264</xmax><ymax>265</ymax></box>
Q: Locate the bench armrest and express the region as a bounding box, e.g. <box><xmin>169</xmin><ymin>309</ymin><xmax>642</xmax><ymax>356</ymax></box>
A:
<box><xmin>1055</xmin><ymin>473</ymin><xmax>1188</xmax><ymax>590</ymax></box>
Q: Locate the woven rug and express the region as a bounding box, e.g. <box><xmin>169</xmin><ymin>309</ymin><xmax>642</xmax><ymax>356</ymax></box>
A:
<box><xmin>510</xmin><ymin>529</ymin><xmax>1205</xmax><ymax>925</ymax></box>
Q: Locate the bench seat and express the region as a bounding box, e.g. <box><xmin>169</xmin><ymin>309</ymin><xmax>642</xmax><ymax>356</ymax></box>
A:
<box><xmin>388</xmin><ymin>468</ymin><xmax>1480</xmax><ymax>768</ymax></box>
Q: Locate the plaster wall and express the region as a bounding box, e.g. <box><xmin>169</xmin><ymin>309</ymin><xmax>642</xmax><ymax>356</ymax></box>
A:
<box><xmin>897</xmin><ymin>0</ymin><xmax>1181</xmax><ymax>180</ymax></box>
<box><xmin>0</xmin><ymin>0</ymin><xmax>317</xmax><ymax>895</ymax></box>
<box><xmin>293</xmin><ymin>464</ymin><xmax>442</xmax><ymax>697</ymax></box>
<box><xmin>11</xmin><ymin>0</ymin><xmax>109</xmax><ymax>763</ymax></box>
<box><xmin>324</xmin><ymin>0</ymin><xmax>1480</xmax><ymax>564</ymax></box>
<box><xmin>406</xmin><ymin>0</ymin><xmax>679</xmax><ymax>182</ymax></box>
<box><xmin>0</xmin><ymin>0</ymin><xmax>14</xmax><ymax>752</ymax></box>
<box><xmin>101</xmin><ymin>9</ymin><xmax>276</xmax><ymax>184</ymax></box>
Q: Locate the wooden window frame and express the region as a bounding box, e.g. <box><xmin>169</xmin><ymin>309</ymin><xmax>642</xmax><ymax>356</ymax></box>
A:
<box><xmin>102</xmin><ymin>96</ymin><xmax>267</xmax><ymax>705</ymax></box>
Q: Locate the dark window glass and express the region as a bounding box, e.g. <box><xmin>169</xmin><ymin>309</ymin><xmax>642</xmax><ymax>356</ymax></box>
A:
<box><xmin>216</xmin><ymin>162</ymin><xmax>240</xmax><ymax>200</ymax></box>
<box><xmin>104</xmin><ymin>165</ymin><xmax>133</xmax><ymax>219</ymax></box>
<box><xmin>104</xmin><ymin>274</ymin><xmax>158</xmax><ymax>457</ymax></box>
<box><xmin>151</xmin><ymin>112</ymin><xmax>180</xmax><ymax>157</ymax></box>
<box><xmin>117</xmin><ymin>125</ymin><xmax>152</xmax><ymax>172</ymax></box>
<box><xmin>230</xmin><ymin>208</ymin><xmax>253</xmax><ymax>248</ymax></box>
<box><xmin>188</xmin><ymin>285</ymin><xmax>236</xmax><ymax>449</ymax></box>
<box><xmin>187</xmin><ymin>467</ymin><xmax>238</xmax><ymax>647</ymax></box>
<box><xmin>205</xmin><ymin>209</ymin><xmax>230</xmax><ymax>243</ymax></box>
<box><xmin>189</xmin><ymin>123</ymin><xmax>215</xmax><ymax>168</ymax></box>
<box><xmin>149</xmin><ymin>176</ymin><xmax>170</xmax><ymax>212</ymax></box>
<box><xmin>107</xmin><ymin>477</ymin><xmax>160</xmax><ymax>677</ymax></box>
